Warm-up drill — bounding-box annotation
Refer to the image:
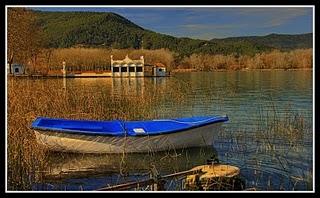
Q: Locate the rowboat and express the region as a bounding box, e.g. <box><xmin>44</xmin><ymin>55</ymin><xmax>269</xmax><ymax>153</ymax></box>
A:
<box><xmin>31</xmin><ymin>115</ymin><xmax>228</xmax><ymax>153</ymax></box>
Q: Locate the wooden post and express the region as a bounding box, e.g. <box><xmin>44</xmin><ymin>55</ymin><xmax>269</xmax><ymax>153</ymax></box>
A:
<box><xmin>62</xmin><ymin>60</ymin><xmax>66</xmax><ymax>78</ymax></box>
<box><xmin>8</xmin><ymin>53</ymin><xmax>14</xmax><ymax>74</ymax></box>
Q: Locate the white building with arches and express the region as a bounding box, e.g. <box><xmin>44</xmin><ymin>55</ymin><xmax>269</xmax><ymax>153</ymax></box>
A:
<box><xmin>111</xmin><ymin>55</ymin><xmax>144</xmax><ymax>77</ymax></box>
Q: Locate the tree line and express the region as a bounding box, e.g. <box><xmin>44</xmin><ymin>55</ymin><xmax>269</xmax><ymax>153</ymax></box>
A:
<box><xmin>23</xmin><ymin>48</ymin><xmax>312</xmax><ymax>75</ymax></box>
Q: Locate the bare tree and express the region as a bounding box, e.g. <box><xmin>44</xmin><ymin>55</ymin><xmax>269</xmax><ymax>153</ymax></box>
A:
<box><xmin>7</xmin><ymin>7</ymin><xmax>43</xmax><ymax>74</ymax></box>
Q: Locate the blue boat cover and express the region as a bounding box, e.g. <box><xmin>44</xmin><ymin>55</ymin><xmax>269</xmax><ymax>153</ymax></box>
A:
<box><xmin>31</xmin><ymin>116</ymin><xmax>228</xmax><ymax>136</ymax></box>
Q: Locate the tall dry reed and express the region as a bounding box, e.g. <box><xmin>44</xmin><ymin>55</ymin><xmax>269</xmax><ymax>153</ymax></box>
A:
<box><xmin>181</xmin><ymin>49</ymin><xmax>312</xmax><ymax>71</ymax></box>
<box><xmin>25</xmin><ymin>48</ymin><xmax>312</xmax><ymax>75</ymax></box>
<box><xmin>7</xmin><ymin>76</ymin><xmax>189</xmax><ymax>190</ymax></box>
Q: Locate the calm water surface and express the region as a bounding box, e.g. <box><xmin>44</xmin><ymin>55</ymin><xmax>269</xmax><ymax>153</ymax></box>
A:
<box><xmin>32</xmin><ymin>70</ymin><xmax>313</xmax><ymax>191</ymax></box>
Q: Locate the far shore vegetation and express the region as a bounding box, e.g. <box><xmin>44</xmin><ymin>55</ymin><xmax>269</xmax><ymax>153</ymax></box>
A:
<box><xmin>7</xmin><ymin>8</ymin><xmax>312</xmax><ymax>76</ymax></box>
<box><xmin>27</xmin><ymin>48</ymin><xmax>312</xmax><ymax>75</ymax></box>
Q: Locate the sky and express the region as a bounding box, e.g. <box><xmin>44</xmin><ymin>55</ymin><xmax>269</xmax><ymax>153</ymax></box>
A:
<box><xmin>31</xmin><ymin>6</ymin><xmax>313</xmax><ymax>40</ymax></box>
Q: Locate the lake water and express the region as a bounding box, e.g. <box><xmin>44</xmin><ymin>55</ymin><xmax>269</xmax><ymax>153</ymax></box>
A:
<box><xmin>31</xmin><ymin>70</ymin><xmax>313</xmax><ymax>191</ymax></box>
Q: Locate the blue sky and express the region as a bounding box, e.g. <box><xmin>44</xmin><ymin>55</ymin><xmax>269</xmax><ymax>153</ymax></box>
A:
<box><xmin>31</xmin><ymin>6</ymin><xmax>313</xmax><ymax>40</ymax></box>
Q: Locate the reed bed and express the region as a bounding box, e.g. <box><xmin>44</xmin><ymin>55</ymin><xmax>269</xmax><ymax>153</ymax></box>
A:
<box><xmin>7</xmin><ymin>77</ymin><xmax>190</xmax><ymax>190</ymax></box>
<box><xmin>215</xmin><ymin>101</ymin><xmax>312</xmax><ymax>191</ymax></box>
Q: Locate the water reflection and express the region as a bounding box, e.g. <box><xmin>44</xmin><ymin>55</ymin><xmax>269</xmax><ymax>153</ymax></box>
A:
<box><xmin>64</xmin><ymin>77</ymin><xmax>168</xmax><ymax>98</ymax></box>
<box><xmin>151</xmin><ymin>77</ymin><xmax>167</xmax><ymax>87</ymax></box>
<box><xmin>43</xmin><ymin>146</ymin><xmax>218</xmax><ymax>181</ymax></box>
<box><xmin>111</xmin><ymin>78</ymin><xmax>145</xmax><ymax>96</ymax></box>
<box><xmin>62</xmin><ymin>77</ymin><xmax>67</xmax><ymax>90</ymax></box>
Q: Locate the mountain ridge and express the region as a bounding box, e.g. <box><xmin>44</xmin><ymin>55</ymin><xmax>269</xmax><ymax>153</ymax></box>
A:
<box><xmin>35</xmin><ymin>11</ymin><xmax>312</xmax><ymax>56</ymax></box>
<box><xmin>211</xmin><ymin>33</ymin><xmax>312</xmax><ymax>49</ymax></box>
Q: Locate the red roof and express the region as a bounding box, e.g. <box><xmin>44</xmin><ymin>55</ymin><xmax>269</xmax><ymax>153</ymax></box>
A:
<box><xmin>154</xmin><ymin>62</ymin><xmax>166</xmax><ymax>67</ymax></box>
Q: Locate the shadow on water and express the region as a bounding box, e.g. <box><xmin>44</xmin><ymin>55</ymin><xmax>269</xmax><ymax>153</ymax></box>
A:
<box><xmin>34</xmin><ymin>146</ymin><xmax>219</xmax><ymax>190</ymax></box>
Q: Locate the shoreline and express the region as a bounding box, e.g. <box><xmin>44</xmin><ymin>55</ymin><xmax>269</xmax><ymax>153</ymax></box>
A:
<box><xmin>7</xmin><ymin>68</ymin><xmax>312</xmax><ymax>78</ymax></box>
<box><xmin>171</xmin><ymin>68</ymin><xmax>313</xmax><ymax>73</ymax></box>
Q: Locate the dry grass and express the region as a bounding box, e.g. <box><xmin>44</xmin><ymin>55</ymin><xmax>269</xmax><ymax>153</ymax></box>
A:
<box><xmin>7</xmin><ymin>77</ymin><xmax>189</xmax><ymax>190</ymax></box>
<box><xmin>33</xmin><ymin>48</ymin><xmax>175</xmax><ymax>74</ymax></box>
<box><xmin>180</xmin><ymin>49</ymin><xmax>312</xmax><ymax>71</ymax></box>
<box><xmin>23</xmin><ymin>48</ymin><xmax>312</xmax><ymax>75</ymax></box>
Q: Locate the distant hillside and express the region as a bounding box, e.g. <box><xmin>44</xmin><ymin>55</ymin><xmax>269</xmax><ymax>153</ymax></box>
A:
<box><xmin>211</xmin><ymin>33</ymin><xmax>312</xmax><ymax>50</ymax></box>
<box><xmin>36</xmin><ymin>11</ymin><xmax>146</xmax><ymax>48</ymax></box>
<box><xmin>35</xmin><ymin>11</ymin><xmax>311</xmax><ymax>57</ymax></box>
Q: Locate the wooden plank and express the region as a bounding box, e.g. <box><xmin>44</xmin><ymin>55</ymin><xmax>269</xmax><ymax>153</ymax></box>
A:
<box><xmin>96</xmin><ymin>169</ymin><xmax>204</xmax><ymax>191</ymax></box>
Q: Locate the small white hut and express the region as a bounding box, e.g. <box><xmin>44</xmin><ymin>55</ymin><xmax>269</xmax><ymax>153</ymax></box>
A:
<box><xmin>153</xmin><ymin>63</ymin><xmax>167</xmax><ymax>77</ymax></box>
<box><xmin>12</xmin><ymin>63</ymin><xmax>24</xmax><ymax>75</ymax></box>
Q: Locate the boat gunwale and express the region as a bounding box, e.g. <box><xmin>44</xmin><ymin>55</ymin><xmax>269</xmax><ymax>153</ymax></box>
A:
<box><xmin>31</xmin><ymin>116</ymin><xmax>228</xmax><ymax>137</ymax></box>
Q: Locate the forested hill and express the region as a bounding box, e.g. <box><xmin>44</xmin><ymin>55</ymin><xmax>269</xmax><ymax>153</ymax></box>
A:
<box><xmin>36</xmin><ymin>11</ymin><xmax>146</xmax><ymax>48</ymax></box>
<box><xmin>211</xmin><ymin>33</ymin><xmax>312</xmax><ymax>50</ymax></box>
<box><xmin>35</xmin><ymin>11</ymin><xmax>312</xmax><ymax>56</ymax></box>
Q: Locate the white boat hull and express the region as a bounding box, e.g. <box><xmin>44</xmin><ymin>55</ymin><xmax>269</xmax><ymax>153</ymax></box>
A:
<box><xmin>34</xmin><ymin>123</ymin><xmax>223</xmax><ymax>153</ymax></box>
